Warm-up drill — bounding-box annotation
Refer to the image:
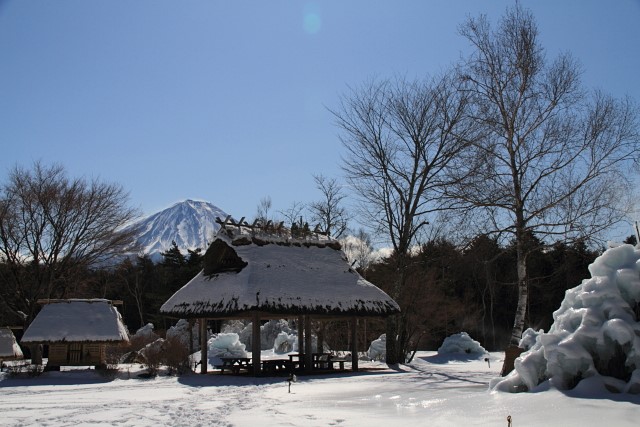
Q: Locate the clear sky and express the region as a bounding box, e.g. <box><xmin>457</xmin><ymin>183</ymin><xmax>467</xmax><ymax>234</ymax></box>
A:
<box><xmin>1</xmin><ymin>0</ymin><xmax>639</xmax><ymax>237</ymax></box>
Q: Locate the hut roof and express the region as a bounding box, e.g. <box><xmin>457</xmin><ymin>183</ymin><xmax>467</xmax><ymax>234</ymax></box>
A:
<box><xmin>161</xmin><ymin>227</ymin><xmax>400</xmax><ymax>318</ymax></box>
<box><xmin>0</xmin><ymin>327</ymin><xmax>23</xmax><ymax>359</ymax></box>
<box><xmin>21</xmin><ymin>299</ymin><xmax>129</xmax><ymax>344</ymax></box>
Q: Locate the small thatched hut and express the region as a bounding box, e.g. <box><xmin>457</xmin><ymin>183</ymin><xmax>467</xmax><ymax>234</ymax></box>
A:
<box><xmin>0</xmin><ymin>327</ymin><xmax>23</xmax><ymax>364</ymax></box>
<box><xmin>161</xmin><ymin>219</ymin><xmax>400</xmax><ymax>375</ymax></box>
<box><xmin>21</xmin><ymin>299</ymin><xmax>129</xmax><ymax>369</ymax></box>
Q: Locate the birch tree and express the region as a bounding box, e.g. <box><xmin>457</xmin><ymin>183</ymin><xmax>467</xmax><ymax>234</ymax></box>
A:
<box><xmin>449</xmin><ymin>5</ymin><xmax>640</xmax><ymax>370</ymax></box>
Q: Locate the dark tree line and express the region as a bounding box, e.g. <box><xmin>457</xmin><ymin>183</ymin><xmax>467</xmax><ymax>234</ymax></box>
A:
<box><xmin>363</xmin><ymin>234</ymin><xmax>601</xmax><ymax>352</ymax></box>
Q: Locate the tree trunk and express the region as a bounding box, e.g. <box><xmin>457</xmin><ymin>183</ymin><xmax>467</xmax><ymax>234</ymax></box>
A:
<box><xmin>511</xmin><ymin>251</ymin><xmax>529</xmax><ymax>345</ymax></box>
<box><xmin>385</xmin><ymin>315</ymin><xmax>400</xmax><ymax>364</ymax></box>
<box><xmin>501</xmin><ymin>237</ymin><xmax>528</xmax><ymax>375</ymax></box>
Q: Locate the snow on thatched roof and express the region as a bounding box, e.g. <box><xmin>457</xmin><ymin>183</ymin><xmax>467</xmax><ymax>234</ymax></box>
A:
<box><xmin>161</xmin><ymin>226</ymin><xmax>400</xmax><ymax>318</ymax></box>
<box><xmin>0</xmin><ymin>327</ymin><xmax>23</xmax><ymax>359</ymax></box>
<box><xmin>21</xmin><ymin>299</ymin><xmax>129</xmax><ymax>344</ymax></box>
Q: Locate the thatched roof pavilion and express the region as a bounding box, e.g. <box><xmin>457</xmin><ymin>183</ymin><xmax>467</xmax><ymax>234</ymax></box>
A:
<box><xmin>21</xmin><ymin>299</ymin><xmax>129</xmax><ymax>369</ymax></box>
<box><xmin>161</xmin><ymin>219</ymin><xmax>399</xmax><ymax>375</ymax></box>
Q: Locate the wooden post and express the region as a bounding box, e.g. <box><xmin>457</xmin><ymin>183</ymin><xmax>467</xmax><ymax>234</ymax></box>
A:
<box><xmin>350</xmin><ymin>317</ymin><xmax>358</xmax><ymax>372</ymax></box>
<box><xmin>252</xmin><ymin>312</ymin><xmax>261</xmax><ymax>375</ymax></box>
<box><xmin>188</xmin><ymin>319</ymin><xmax>194</xmax><ymax>356</ymax></box>
<box><xmin>297</xmin><ymin>316</ymin><xmax>304</xmax><ymax>355</ymax></box>
<box><xmin>30</xmin><ymin>344</ymin><xmax>43</xmax><ymax>365</ymax></box>
<box><xmin>317</xmin><ymin>320</ymin><xmax>325</xmax><ymax>353</ymax></box>
<box><xmin>304</xmin><ymin>315</ymin><xmax>313</xmax><ymax>372</ymax></box>
<box><xmin>199</xmin><ymin>318</ymin><xmax>208</xmax><ymax>374</ymax></box>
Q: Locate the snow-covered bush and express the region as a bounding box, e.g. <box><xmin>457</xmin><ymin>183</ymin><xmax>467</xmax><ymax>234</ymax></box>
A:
<box><xmin>207</xmin><ymin>332</ymin><xmax>247</xmax><ymax>368</ymax></box>
<box><xmin>163</xmin><ymin>334</ymin><xmax>192</xmax><ymax>375</ymax></box>
<box><xmin>221</xmin><ymin>320</ymin><xmax>247</xmax><ymax>335</ymax></box>
<box><xmin>139</xmin><ymin>338</ymin><xmax>165</xmax><ymax>375</ymax></box>
<box><xmin>368</xmin><ymin>334</ymin><xmax>386</xmax><ymax>361</ymax></box>
<box><xmin>129</xmin><ymin>323</ymin><xmax>159</xmax><ymax>351</ymax></box>
<box><xmin>166</xmin><ymin>319</ymin><xmax>199</xmax><ymax>352</ymax></box>
<box><xmin>492</xmin><ymin>244</ymin><xmax>640</xmax><ymax>393</ymax></box>
<box><xmin>239</xmin><ymin>319</ymin><xmax>296</xmax><ymax>351</ymax></box>
<box><xmin>437</xmin><ymin>332</ymin><xmax>487</xmax><ymax>358</ymax></box>
<box><xmin>273</xmin><ymin>331</ymin><xmax>297</xmax><ymax>353</ymax></box>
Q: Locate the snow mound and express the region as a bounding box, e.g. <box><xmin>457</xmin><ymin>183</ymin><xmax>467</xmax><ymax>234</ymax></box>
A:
<box><xmin>273</xmin><ymin>331</ymin><xmax>297</xmax><ymax>354</ymax></box>
<box><xmin>207</xmin><ymin>333</ymin><xmax>247</xmax><ymax>367</ymax></box>
<box><xmin>239</xmin><ymin>319</ymin><xmax>296</xmax><ymax>351</ymax></box>
<box><xmin>133</xmin><ymin>323</ymin><xmax>159</xmax><ymax>342</ymax></box>
<box><xmin>492</xmin><ymin>244</ymin><xmax>640</xmax><ymax>393</ymax></box>
<box><xmin>437</xmin><ymin>332</ymin><xmax>487</xmax><ymax>357</ymax></box>
<box><xmin>367</xmin><ymin>334</ymin><xmax>386</xmax><ymax>361</ymax></box>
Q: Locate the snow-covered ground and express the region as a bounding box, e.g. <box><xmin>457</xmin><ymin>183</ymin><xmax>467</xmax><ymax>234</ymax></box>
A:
<box><xmin>2</xmin><ymin>351</ymin><xmax>639</xmax><ymax>427</ymax></box>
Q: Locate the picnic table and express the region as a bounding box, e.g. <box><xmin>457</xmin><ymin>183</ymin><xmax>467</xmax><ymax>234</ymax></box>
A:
<box><xmin>288</xmin><ymin>353</ymin><xmax>334</xmax><ymax>370</ymax></box>
<box><xmin>219</xmin><ymin>357</ymin><xmax>251</xmax><ymax>374</ymax></box>
<box><xmin>261</xmin><ymin>358</ymin><xmax>293</xmax><ymax>375</ymax></box>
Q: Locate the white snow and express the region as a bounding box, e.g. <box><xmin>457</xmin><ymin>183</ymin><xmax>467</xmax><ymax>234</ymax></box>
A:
<box><xmin>367</xmin><ymin>334</ymin><xmax>386</xmax><ymax>361</ymax></box>
<box><xmin>207</xmin><ymin>333</ymin><xmax>248</xmax><ymax>358</ymax></box>
<box><xmin>492</xmin><ymin>243</ymin><xmax>640</xmax><ymax>393</ymax></box>
<box><xmin>20</xmin><ymin>300</ymin><xmax>129</xmax><ymax>343</ymax></box>
<box><xmin>132</xmin><ymin>323</ymin><xmax>159</xmax><ymax>342</ymax></box>
<box><xmin>2</xmin><ymin>351</ymin><xmax>639</xmax><ymax>426</ymax></box>
<box><xmin>0</xmin><ymin>327</ymin><xmax>23</xmax><ymax>359</ymax></box>
<box><xmin>437</xmin><ymin>332</ymin><xmax>487</xmax><ymax>358</ymax></box>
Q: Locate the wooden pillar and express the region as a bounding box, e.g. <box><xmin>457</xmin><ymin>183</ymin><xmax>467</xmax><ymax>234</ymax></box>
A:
<box><xmin>252</xmin><ymin>312</ymin><xmax>261</xmax><ymax>375</ymax></box>
<box><xmin>317</xmin><ymin>320</ymin><xmax>325</xmax><ymax>353</ymax></box>
<box><xmin>297</xmin><ymin>315</ymin><xmax>304</xmax><ymax>355</ymax></box>
<box><xmin>350</xmin><ymin>317</ymin><xmax>358</xmax><ymax>372</ymax></box>
<box><xmin>188</xmin><ymin>319</ymin><xmax>194</xmax><ymax>356</ymax></box>
<box><xmin>304</xmin><ymin>315</ymin><xmax>313</xmax><ymax>372</ymax></box>
<box><xmin>31</xmin><ymin>344</ymin><xmax>43</xmax><ymax>365</ymax></box>
<box><xmin>199</xmin><ymin>318</ymin><xmax>208</xmax><ymax>374</ymax></box>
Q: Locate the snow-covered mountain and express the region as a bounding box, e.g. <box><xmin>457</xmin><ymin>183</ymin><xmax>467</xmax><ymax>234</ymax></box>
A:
<box><xmin>125</xmin><ymin>200</ymin><xmax>228</xmax><ymax>261</ymax></box>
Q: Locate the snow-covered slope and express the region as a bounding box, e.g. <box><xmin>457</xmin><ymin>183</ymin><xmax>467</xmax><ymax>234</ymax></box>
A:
<box><xmin>125</xmin><ymin>200</ymin><xmax>228</xmax><ymax>261</ymax></box>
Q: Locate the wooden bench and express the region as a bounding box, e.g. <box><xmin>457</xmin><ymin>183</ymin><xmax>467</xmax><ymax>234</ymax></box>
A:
<box><xmin>328</xmin><ymin>355</ymin><xmax>349</xmax><ymax>370</ymax></box>
<box><xmin>219</xmin><ymin>357</ymin><xmax>252</xmax><ymax>374</ymax></box>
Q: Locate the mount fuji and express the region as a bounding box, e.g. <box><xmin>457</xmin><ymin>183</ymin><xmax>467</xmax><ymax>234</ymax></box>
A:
<box><xmin>125</xmin><ymin>200</ymin><xmax>229</xmax><ymax>261</ymax></box>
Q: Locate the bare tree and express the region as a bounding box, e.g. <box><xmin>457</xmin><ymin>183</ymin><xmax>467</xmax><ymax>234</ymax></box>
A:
<box><xmin>333</xmin><ymin>74</ymin><xmax>477</xmax><ymax>363</ymax></box>
<box><xmin>340</xmin><ymin>228</ymin><xmax>374</xmax><ymax>276</ymax></box>
<box><xmin>279</xmin><ymin>201</ymin><xmax>307</xmax><ymax>228</ymax></box>
<box><xmin>255</xmin><ymin>196</ymin><xmax>273</xmax><ymax>223</ymax></box>
<box><xmin>449</xmin><ymin>5</ymin><xmax>640</xmax><ymax>371</ymax></box>
<box><xmin>0</xmin><ymin>162</ymin><xmax>139</xmax><ymax>324</ymax></box>
<box><xmin>308</xmin><ymin>174</ymin><xmax>349</xmax><ymax>238</ymax></box>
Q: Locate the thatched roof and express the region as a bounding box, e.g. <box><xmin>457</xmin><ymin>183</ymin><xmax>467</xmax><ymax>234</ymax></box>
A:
<box><xmin>161</xmin><ymin>227</ymin><xmax>400</xmax><ymax>318</ymax></box>
<box><xmin>0</xmin><ymin>327</ymin><xmax>23</xmax><ymax>359</ymax></box>
<box><xmin>21</xmin><ymin>299</ymin><xmax>129</xmax><ymax>344</ymax></box>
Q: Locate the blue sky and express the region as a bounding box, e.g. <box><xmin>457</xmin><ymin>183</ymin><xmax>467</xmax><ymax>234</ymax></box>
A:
<box><xmin>1</xmin><ymin>0</ymin><xmax>639</xmax><ymax>237</ymax></box>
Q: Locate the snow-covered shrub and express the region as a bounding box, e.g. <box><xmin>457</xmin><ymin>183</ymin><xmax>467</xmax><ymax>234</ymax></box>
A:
<box><xmin>139</xmin><ymin>338</ymin><xmax>165</xmax><ymax>376</ymax></box>
<box><xmin>273</xmin><ymin>331</ymin><xmax>297</xmax><ymax>353</ymax></box>
<box><xmin>221</xmin><ymin>320</ymin><xmax>247</xmax><ymax>335</ymax></box>
<box><xmin>129</xmin><ymin>323</ymin><xmax>159</xmax><ymax>351</ymax></box>
<box><xmin>368</xmin><ymin>334</ymin><xmax>386</xmax><ymax>361</ymax></box>
<box><xmin>207</xmin><ymin>333</ymin><xmax>247</xmax><ymax>367</ymax></box>
<box><xmin>437</xmin><ymin>332</ymin><xmax>487</xmax><ymax>357</ymax></box>
<box><xmin>239</xmin><ymin>319</ymin><xmax>296</xmax><ymax>351</ymax></box>
<box><xmin>163</xmin><ymin>334</ymin><xmax>191</xmax><ymax>375</ymax></box>
<box><xmin>166</xmin><ymin>319</ymin><xmax>199</xmax><ymax>352</ymax></box>
<box><xmin>492</xmin><ymin>244</ymin><xmax>640</xmax><ymax>393</ymax></box>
